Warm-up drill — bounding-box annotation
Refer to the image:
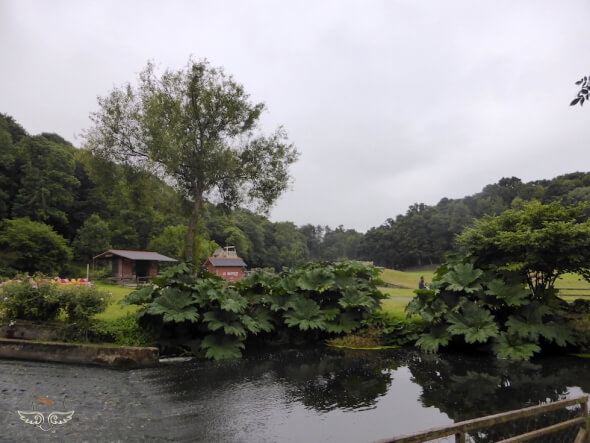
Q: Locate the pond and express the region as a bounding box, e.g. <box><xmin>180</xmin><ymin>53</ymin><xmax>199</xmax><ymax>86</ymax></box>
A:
<box><xmin>1</xmin><ymin>348</ymin><xmax>589</xmax><ymax>442</ymax></box>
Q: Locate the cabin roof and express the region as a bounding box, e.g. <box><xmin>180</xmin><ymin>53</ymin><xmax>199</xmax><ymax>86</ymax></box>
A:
<box><xmin>207</xmin><ymin>257</ymin><xmax>247</xmax><ymax>267</ymax></box>
<box><xmin>93</xmin><ymin>249</ymin><xmax>178</xmax><ymax>262</ymax></box>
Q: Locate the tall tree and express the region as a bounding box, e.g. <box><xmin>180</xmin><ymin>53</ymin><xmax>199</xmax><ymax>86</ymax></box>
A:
<box><xmin>84</xmin><ymin>59</ymin><xmax>298</xmax><ymax>263</ymax></box>
<box><xmin>11</xmin><ymin>136</ymin><xmax>80</xmax><ymax>237</ymax></box>
<box><xmin>0</xmin><ymin>218</ymin><xmax>73</xmax><ymax>274</ymax></box>
<box><xmin>456</xmin><ymin>201</ymin><xmax>590</xmax><ymax>300</ymax></box>
<box><xmin>72</xmin><ymin>214</ymin><xmax>112</xmax><ymax>261</ymax></box>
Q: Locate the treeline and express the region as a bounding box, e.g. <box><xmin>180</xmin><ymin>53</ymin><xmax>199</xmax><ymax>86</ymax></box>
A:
<box><xmin>0</xmin><ymin>113</ymin><xmax>311</xmax><ymax>273</ymax></box>
<box><xmin>358</xmin><ymin>174</ymin><xmax>590</xmax><ymax>269</ymax></box>
<box><xmin>2</xmin><ymin>112</ymin><xmax>590</xmax><ymax>274</ymax></box>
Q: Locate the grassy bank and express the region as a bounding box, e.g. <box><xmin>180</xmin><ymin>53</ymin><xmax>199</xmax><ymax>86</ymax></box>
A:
<box><xmin>93</xmin><ymin>283</ymin><xmax>138</xmax><ymax>321</ymax></box>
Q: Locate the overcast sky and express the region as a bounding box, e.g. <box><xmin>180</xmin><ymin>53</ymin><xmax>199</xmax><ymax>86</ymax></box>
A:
<box><xmin>2</xmin><ymin>0</ymin><xmax>590</xmax><ymax>232</ymax></box>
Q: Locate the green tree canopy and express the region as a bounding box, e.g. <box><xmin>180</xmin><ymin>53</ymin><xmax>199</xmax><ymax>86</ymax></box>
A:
<box><xmin>72</xmin><ymin>214</ymin><xmax>112</xmax><ymax>261</ymax></box>
<box><xmin>0</xmin><ymin>218</ymin><xmax>73</xmax><ymax>274</ymax></box>
<box><xmin>84</xmin><ymin>58</ymin><xmax>298</xmax><ymax>264</ymax></box>
<box><xmin>456</xmin><ymin>201</ymin><xmax>590</xmax><ymax>300</ymax></box>
<box><xmin>11</xmin><ymin>136</ymin><xmax>80</xmax><ymax>237</ymax></box>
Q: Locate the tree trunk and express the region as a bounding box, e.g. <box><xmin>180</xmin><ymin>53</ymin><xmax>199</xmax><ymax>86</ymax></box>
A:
<box><xmin>185</xmin><ymin>194</ymin><xmax>202</xmax><ymax>265</ymax></box>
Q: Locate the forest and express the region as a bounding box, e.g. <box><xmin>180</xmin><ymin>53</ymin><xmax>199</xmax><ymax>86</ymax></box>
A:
<box><xmin>1</xmin><ymin>111</ymin><xmax>590</xmax><ymax>275</ymax></box>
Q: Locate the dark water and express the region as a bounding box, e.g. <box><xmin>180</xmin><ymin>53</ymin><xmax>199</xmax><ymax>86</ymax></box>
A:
<box><xmin>1</xmin><ymin>348</ymin><xmax>589</xmax><ymax>442</ymax></box>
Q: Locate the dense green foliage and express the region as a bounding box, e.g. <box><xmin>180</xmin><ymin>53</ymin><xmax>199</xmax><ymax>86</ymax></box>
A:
<box><xmin>92</xmin><ymin>313</ymin><xmax>157</xmax><ymax>347</ymax></box>
<box><xmin>122</xmin><ymin>261</ymin><xmax>385</xmax><ymax>359</ymax></box>
<box><xmin>456</xmin><ymin>201</ymin><xmax>590</xmax><ymax>300</ymax></box>
<box><xmin>407</xmin><ymin>260</ymin><xmax>577</xmax><ymax>359</ymax></box>
<box><xmin>0</xmin><ymin>218</ymin><xmax>73</xmax><ymax>274</ymax></box>
<box><xmin>406</xmin><ymin>199</ymin><xmax>590</xmax><ymax>360</ymax></box>
<box><xmin>0</xmin><ymin>278</ymin><xmax>109</xmax><ymax>323</ymax></box>
<box><xmin>84</xmin><ymin>59</ymin><xmax>298</xmax><ymax>263</ymax></box>
<box><xmin>358</xmin><ymin>175</ymin><xmax>590</xmax><ymax>268</ymax></box>
<box><xmin>2</xmin><ymin>111</ymin><xmax>590</xmax><ymax>274</ymax></box>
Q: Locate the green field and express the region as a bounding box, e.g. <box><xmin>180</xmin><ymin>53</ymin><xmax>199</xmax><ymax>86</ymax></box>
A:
<box><xmin>93</xmin><ymin>283</ymin><xmax>139</xmax><ymax>321</ymax></box>
<box><xmin>379</xmin><ymin>268</ymin><xmax>435</xmax><ymax>289</ymax></box>
<box><xmin>89</xmin><ymin>270</ymin><xmax>590</xmax><ymax>322</ymax></box>
<box><xmin>377</xmin><ymin>270</ymin><xmax>590</xmax><ymax>313</ymax></box>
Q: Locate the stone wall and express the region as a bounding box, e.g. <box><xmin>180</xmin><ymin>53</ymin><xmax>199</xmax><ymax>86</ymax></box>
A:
<box><xmin>0</xmin><ymin>338</ymin><xmax>159</xmax><ymax>368</ymax></box>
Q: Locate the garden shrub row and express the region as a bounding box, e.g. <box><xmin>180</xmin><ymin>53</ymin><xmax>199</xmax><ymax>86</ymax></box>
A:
<box><xmin>0</xmin><ymin>276</ymin><xmax>109</xmax><ymax>325</ymax></box>
<box><xmin>122</xmin><ymin>261</ymin><xmax>387</xmax><ymax>359</ymax></box>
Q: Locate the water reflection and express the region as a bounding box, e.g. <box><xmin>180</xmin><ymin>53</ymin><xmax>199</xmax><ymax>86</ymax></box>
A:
<box><xmin>2</xmin><ymin>349</ymin><xmax>589</xmax><ymax>442</ymax></box>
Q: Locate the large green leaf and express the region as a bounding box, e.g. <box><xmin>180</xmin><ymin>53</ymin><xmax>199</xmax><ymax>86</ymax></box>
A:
<box><xmin>296</xmin><ymin>267</ymin><xmax>335</xmax><ymax>292</ymax></box>
<box><xmin>202</xmin><ymin>311</ymin><xmax>247</xmax><ymax>337</ymax></box>
<box><xmin>146</xmin><ymin>288</ymin><xmax>199</xmax><ymax>323</ymax></box>
<box><xmin>492</xmin><ymin>333</ymin><xmax>541</xmax><ymax>360</ymax></box>
<box><xmin>505</xmin><ymin>301</ymin><xmax>554</xmax><ymax>341</ymax></box>
<box><xmin>338</xmin><ymin>287</ymin><xmax>379</xmax><ymax>310</ymax></box>
<box><xmin>324</xmin><ymin>311</ymin><xmax>360</xmax><ymax>334</ymax></box>
<box><xmin>150</xmin><ymin>262</ymin><xmax>191</xmax><ymax>286</ymax></box>
<box><xmin>200</xmin><ymin>334</ymin><xmax>245</xmax><ymax>360</ymax></box>
<box><xmin>539</xmin><ymin>321</ymin><xmax>576</xmax><ymax>347</ymax></box>
<box><xmin>263</xmin><ymin>293</ymin><xmax>291</xmax><ymax>312</ymax></box>
<box><xmin>485</xmin><ymin>279</ymin><xmax>530</xmax><ymax>307</ymax></box>
<box><xmin>442</xmin><ymin>263</ymin><xmax>483</xmax><ymax>293</ymax></box>
<box><xmin>219</xmin><ymin>291</ymin><xmax>248</xmax><ymax>313</ymax></box>
<box><xmin>240</xmin><ymin>308</ymin><xmax>274</xmax><ymax>334</ymax></box>
<box><xmin>283</xmin><ymin>297</ymin><xmax>326</xmax><ymax>331</ymax></box>
<box><xmin>121</xmin><ymin>286</ymin><xmax>155</xmax><ymax>306</ymax></box>
<box><xmin>415</xmin><ymin>325</ymin><xmax>452</xmax><ymax>352</ymax></box>
<box><xmin>446</xmin><ymin>303</ymin><xmax>499</xmax><ymax>343</ymax></box>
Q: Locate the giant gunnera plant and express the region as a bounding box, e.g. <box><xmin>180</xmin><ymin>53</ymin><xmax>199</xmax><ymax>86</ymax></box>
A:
<box><xmin>406</xmin><ymin>260</ymin><xmax>577</xmax><ymax>360</ymax></box>
<box><xmin>122</xmin><ymin>261</ymin><xmax>385</xmax><ymax>360</ymax></box>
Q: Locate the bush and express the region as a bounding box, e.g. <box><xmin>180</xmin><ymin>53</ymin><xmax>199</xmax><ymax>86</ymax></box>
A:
<box><xmin>0</xmin><ymin>277</ymin><xmax>109</xmax><ymax>323</ymax></box>
<box><xmin>361</xmin><ymin>311</ymin><xmax>425</xmax><ymax>346</ymax></box>
<box><xmin>59</xmin><ymin>285</ymin><xmax>110</xmax><ymax>323</ymax></box>
<box><xmin>0</xmin><ymin>218</ymin><xmax>73</xmax><ymax>274</ymax></box>
<box><xmin>92</xmin><ymin>314</ymin><xmax>157</xmax><ymax>347</ymax></box>
<box><xmin>407</xmin><ymin>259</ymin><xmax>577</xmax><ymax>360</ymax></box>
<box><xmin>0</xmin><ymin>278</ymin><xmax>61</xmax><ymax>321</ymax></box>
<box><xmin>121</xmin><ymin>261</ymin><xmax>386</xmax><ymax>359</ymax></box>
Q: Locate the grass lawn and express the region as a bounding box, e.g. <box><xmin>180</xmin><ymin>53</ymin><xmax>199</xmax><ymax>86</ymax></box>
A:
<box><xmin>379</xmin><ymin>287</ymin><xmax>416</xmax><ymax>298</ymax></box>
<box><xmin>556</xmin><ymin>273</ymin><xmax>590</xmax><ymax>289</ymax></box>
<box><xmin>379</xmin><ymin>298</ymin><xmax>410</xmax><ymax>318</ymax></box>
<box><xmin>93</xmin><ymin>283</ymin><xmax>140</xmax><ymax>321</ymax></box>
<box><xmin>556</xmin><ymin>273</ymin><xmax>590</xmax><ymax>301</ymax></box>
<box><xmin>379</xmin><ymin>268</ymin><xmax>435</xmax><ymax>289</ymax></box>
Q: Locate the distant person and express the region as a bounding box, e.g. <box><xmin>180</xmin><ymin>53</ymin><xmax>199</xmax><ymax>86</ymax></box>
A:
<box><xmin>418</xmin><ymin>276</ymin><xmax>427</xmax><ymax>289</ymax></box>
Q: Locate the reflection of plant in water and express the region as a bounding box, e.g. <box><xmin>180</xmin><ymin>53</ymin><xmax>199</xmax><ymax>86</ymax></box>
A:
<box><xmin>283</xmin><ymin>351</ymin><xmax>399</xmax><ymax>412</ymax></box>
<box><xmin>405</xmin><ymin>352</ymin><xmax>590</xmax><ymax>442</ymax></box>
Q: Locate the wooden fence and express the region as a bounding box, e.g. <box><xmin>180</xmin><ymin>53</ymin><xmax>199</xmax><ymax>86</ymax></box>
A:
<box><xmin>375</xmin><ymin>396</ymin><xmax>589</xmax><ymax>443</ymax></box>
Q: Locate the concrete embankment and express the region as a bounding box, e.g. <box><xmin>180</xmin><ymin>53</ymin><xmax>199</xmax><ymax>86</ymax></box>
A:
<box><xmin>0</xmin><ymin>338</ymin><xmax>159</xmax><ymax>368</ymax></box>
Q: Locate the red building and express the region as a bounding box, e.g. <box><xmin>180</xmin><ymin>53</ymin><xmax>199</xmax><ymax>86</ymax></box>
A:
<box><xmin>93</xmin><ymin>249</ymin><xmax>177</xmax><ymax>281</ymax></box>
<box><xmin>204</xmin><ymin>246</ymin><xmax>247</xmax><ymax>282</ymax></box>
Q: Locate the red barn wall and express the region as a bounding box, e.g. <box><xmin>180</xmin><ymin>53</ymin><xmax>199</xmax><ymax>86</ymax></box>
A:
<box><xmin>206</xmin><ymin>264</ymin><xmax>244</xmax><ymax>282</ymax></box>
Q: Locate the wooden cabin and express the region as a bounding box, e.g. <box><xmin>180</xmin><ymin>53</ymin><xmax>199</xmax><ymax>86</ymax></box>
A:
<box><xmin>204</xmin><ymin>246</ymin><xmax>247</xmax><ymax>283</ymax></box>
<box><xmin>93</xmin><ymin>249</ymin><xmax>178</xmax><ymax>281</ymax></box>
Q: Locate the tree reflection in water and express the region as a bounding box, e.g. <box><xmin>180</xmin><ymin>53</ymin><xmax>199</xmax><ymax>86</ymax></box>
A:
<box><xmin>404</xmin><ymin>352</ymin><xmax>590</xmax><ymax>442</ymax></box>
<box><xmin>139</xmin><ymin>348</ymin><xmax>590</xmax><ymax>442</ymax></box>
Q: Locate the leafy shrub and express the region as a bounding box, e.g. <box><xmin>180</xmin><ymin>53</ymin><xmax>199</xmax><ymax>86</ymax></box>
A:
<box><xmin>570</xmin><ymin>299</ymin><xmax>590</xmax><ymax>314</ymax></box>
<box><xmin>59</xmin><ymin>285</ymin><xmax>110</xmax><ymax>323</ymax></box>
<box><xmin>0</xmin><ymin>276</ymin><xmax>109</xmax><ymax>324</ymax></box>
<box><xmin>407</xmin><ymin>259</ymin><xmax>577</xmax><ymax>360</ymax></box>
<box><xmin>92</xmin><ymin>314</ymin><xmax>157</xmax><ymax>347</ymax></box>
<box><xmin>361</xmin><ymin>311</ymin><xmax>425</xmax><ymax>346</ymax></box>
<box><xmin>0</xmin><ymin>278</ymin><xmax>61</xmax><ymax>321</ymax></box>
<box><xmin>122</xmin><ymin>260</ymin><xmax>386</xmax><ymax>359</ymax></box>
<box><xmin>0</xmin><ymin>218</ymin><xmax>73</xmax><ymax>274</ymax></box>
